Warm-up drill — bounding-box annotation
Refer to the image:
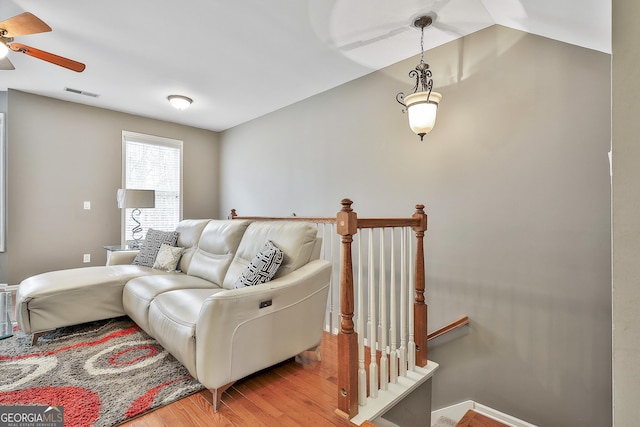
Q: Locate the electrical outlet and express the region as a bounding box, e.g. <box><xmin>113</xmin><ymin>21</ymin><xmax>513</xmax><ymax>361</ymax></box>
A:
<box><xmin>83</xmin><ymin>254</ymin><xmax>91</xmax><ymax>263</ymax></box>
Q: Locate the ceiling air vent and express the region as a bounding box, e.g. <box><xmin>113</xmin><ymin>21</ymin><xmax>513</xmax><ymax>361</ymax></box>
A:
<box><xmin>64</xmin><ymin>87</ymin><xmax>100</xmax><ymax>98</ymax></box>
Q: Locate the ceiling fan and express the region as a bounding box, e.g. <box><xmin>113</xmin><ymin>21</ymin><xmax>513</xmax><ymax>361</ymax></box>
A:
<box><xmin>0</xmin><ymin>12</ymin><xmax>85</xmax><ymax>72</ymax></box>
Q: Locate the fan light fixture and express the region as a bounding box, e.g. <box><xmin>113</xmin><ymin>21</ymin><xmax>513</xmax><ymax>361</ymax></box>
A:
<box><xmin>396</xmin><ymin>15</ymin><xmax>442</xmax><ymax>141</ymax></box>
<box><xmin>168</xmin><ymin>95</ymin><xmax>193</xmax><ymax>110</ymax></box>
<box><xmin>0</xmin><ymin>12</ymin><xmax>85</xmax><ymax>72</ymax></box>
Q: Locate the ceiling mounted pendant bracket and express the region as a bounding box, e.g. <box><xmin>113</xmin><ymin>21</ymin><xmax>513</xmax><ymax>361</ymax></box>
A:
<box><xmin>413</xmin><ymin>15</ymin><xmax>433</xmax><ymax>30</ymax></box>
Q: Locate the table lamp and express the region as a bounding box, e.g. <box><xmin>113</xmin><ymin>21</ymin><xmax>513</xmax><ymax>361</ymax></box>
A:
<box><xmin>117</xmin><ymin>189</ymin><xmax>156</xmax><ymax>248</ymax></box>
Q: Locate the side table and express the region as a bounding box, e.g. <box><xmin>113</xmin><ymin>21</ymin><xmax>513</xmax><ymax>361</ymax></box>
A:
<box><xmin>0</xmin><ymin>291</ymin><xmax>12</xmax><ymax>339</ymax></box>
<box><xmin>103</xmin><ymin>245</ymin><xmax>138</xmax><ymax>265</ymax></box>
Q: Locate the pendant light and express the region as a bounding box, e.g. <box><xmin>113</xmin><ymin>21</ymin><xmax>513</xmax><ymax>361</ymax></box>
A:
<box><xmin>396</xmin><ymin>15</ymin><xmax>442</xmax><ymax>141</ymax></box>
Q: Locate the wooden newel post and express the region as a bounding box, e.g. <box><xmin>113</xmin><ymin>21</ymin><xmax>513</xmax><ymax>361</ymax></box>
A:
<box><xmin>335</xmin><ymin>198</ymin><xmax>359</xmax><ymax>420</ymax></box>
<box><xmin>412</xmin><ymin>204</ymin><xmax>428</xmax><ymax>367</ymax></box>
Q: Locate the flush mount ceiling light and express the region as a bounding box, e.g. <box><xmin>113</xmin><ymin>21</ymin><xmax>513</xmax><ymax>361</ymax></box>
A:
<box><xmin>167</xmin><ymin>95</ymin><xmax>193</xmax><ymax>110</ymax></box>
<box><xmin>396</xmin><ymin>15</ymin><xmax>442</xmax><ymax>141</ymax></box>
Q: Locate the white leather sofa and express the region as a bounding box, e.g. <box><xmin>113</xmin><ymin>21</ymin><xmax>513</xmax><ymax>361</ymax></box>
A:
<box><xmin>16</xmin><ymin>219</ymin><xmax>332</xmax><ymax>410</ymax></box>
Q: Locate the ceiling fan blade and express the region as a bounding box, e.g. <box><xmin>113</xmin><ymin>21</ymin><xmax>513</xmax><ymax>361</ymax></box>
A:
<box><xmin>0</xmin><ymin>56</ymin><xmax>15</xmax><ymax>70</ymax></box>
<box><xmin>10</xmin><ymin>43</ymin><xmax>85</xmax><ymax>72</ymax></box>
<box><xmin>0</xmin><ymin>12</ymin><xmax>51</xmax><ymax>37</ymax></box>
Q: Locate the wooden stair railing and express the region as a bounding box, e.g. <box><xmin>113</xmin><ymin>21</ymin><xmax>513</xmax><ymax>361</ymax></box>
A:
<box><xmin>231</xmin><ymin>198</ymin><xmax>430</xmax><ymax>421</ymax></box>
<box><xmin>334</xmin><ymin>199</ymin><xmax>428</xmax><ymax>419</ymax></box>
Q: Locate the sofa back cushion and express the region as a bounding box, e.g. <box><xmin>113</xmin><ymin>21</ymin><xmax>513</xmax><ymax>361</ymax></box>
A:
<box><xmin>187</xmin><ymin>220</ymin><xmax>252</xmax><ymax>285</ymax></box>
<box><xmin>175</xmin><ymin>219</ymin><xmax>212</xmax><ymax>272</ymax></box>
<box><xmin>222</xmin><ymin>221</ymin><xmax>318</xmax><ymax>290</ymax></box>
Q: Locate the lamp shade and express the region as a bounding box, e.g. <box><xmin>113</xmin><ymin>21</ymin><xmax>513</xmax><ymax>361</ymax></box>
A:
<box><xmin>117</xmin><ymin>189</ymin><xmax>155</xmax><ymax>209</ymax></box>
<box><xmin>404</xmin><ymin>91</ymin><xmax>442</xmax><ymax>139</ymax></box>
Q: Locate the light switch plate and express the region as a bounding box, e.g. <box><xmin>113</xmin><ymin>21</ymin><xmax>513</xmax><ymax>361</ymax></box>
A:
<box><xmin>84</xmin><ymin>201</ymin><xmax>91</xmax><ymax>210</ymax></box>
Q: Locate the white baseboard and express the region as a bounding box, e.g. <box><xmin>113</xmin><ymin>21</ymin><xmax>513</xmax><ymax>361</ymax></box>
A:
<box><xmin>432</xmin><ymin>400</ymin><xmax>537</xmax><ymax>427</ymax></box>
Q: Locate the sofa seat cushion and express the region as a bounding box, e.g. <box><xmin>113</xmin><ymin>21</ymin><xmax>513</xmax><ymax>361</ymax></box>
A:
<box><xmin>147</xmin><ymin>288</ymin><xmax>224</xmax><ymax>377</ymax></box>
<box><xmin>16</xmin><ymin>265</ymin><xmax>167</xmax><ymax>334</ymax></box>
<box><xmin>123</xmin><ymin>273</ymin><xmax>220</xmax><ymax>335</ymax></box>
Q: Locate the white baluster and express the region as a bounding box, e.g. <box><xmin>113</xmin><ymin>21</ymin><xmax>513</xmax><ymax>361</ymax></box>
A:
<box><xmin>379</xmin><ymin>228</ymin><xmax>388</xmax><ymax>391</ymax></box>
<box><xmin>407</xmin><ymin>227</ymin><xmax>416</xmax><ymax>371</ymax></box>
<box><xmin>389</xmin><ymin>228</ymin><xmax>398</xmax><ymax>384</ymax></box>
<box><xmin>368</xmin><ymin>229</ymin><xmax>378</xmax><ymax>398</ymax></box>
<box><xmin>329</xmin><ymin>223</ymin><xmax>336</xmax><ymax>333</ymax></box>
<box><xmin>322</xmin><ymin>224</ymin><xmax>331</xmax><ymax>332</ymax></box>
<box><xmin>399</xmin><ymin>227</ymin><xmax>407</xmax><ymax>377</ymax></box>
<box><xmin>357</xmin><ymin>233</ymin><xmax>367</xmax><ymax>406</ymax></box>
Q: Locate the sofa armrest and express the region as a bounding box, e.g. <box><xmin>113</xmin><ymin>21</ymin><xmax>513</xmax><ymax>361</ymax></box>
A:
<box><xmin>194</xmin><ymin>259</ymin><xmax>331</xmax><ymax>390</ymax></box>
<box><xmin>107</xmin><ymin>250</ymin><xmax>138</xmax><ymax>265</ymax></box>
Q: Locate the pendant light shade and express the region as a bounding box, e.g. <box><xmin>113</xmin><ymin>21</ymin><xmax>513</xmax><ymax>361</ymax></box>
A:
<box><xmin>404</xmin><ymin>91</ymin><xmax>442</xmax><ymax>138</ymax></box>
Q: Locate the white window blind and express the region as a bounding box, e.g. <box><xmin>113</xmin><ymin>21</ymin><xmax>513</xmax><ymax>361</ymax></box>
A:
<box><xmin>122</xmin><ymin>131</ymin><xmax>183</xmax><ymax>245</ymax></box>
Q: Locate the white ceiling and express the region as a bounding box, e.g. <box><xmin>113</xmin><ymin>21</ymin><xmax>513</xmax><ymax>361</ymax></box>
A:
<box><xmin>1</xmin><ymin>0</ymin><xmax>610</xmax><ymax>132</ymax></box>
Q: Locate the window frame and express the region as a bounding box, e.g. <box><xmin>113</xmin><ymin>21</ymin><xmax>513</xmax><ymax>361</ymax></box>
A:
<box><xmin>121</xmin><ymin>130</ymin><xmax>183</xmax><ymax>246</ymax></box>
<box><xmin>0</xmin><ymin>113</ymin><xmax>4</xmax><ymax>252</ymax></box>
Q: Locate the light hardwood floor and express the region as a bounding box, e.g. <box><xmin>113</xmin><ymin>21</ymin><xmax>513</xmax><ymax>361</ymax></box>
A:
<box><xmin>120</xmin><ymin>332</ymin><xmax>357</xmax><ymax>427</ymax></box>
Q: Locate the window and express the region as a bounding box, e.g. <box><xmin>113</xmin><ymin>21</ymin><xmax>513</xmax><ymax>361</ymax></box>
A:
<box><xmin>122</xmin><ymin>131</ymin><xmax>182</xmax><ymax>245</ymax></box>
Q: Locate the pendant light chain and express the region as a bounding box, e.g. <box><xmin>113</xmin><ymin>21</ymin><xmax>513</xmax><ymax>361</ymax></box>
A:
<box><xmin>420</xmin><ymin>25</ymin><xmax>425</xmax><ymax>65</ymax></box>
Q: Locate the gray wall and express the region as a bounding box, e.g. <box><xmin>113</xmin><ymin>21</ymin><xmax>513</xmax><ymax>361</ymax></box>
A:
<box><xmin>612</xmin><ymin>1</ymin><xmax>640</xmax><ymax>425</ymax></box>
<box><xmin>220</xmin><ymin>25</ymin><xmax>611</xmax><ymax>427</ymax></box>
<box><xmin>6</xmin><ymin>90</ymin><xmax>219</xmax><ymax>284</ymax></box>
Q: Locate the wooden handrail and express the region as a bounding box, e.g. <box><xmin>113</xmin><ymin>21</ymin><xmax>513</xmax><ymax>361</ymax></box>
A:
<box><xmin>230</xmin><ymin>211</ymin><xmax>421</xmax><ymax>229</ymax></box>
<box><xmin>427</xmin><ymin>316</ymin><xmax>470</xmax><ymax>342</ymax></box>
<box><xmin>356</xmin><ymin>218</ymin><xmax>421</xmax><ymax>229</ymax></box>
<box><xmin>230</xmin><ymin>212</ymin><xmax>336</xmax><ymax>224</ymax></box>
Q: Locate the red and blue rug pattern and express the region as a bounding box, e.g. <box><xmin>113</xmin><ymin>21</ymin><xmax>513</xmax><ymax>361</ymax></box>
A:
<box><xmin>0</xmin><ymin>317</ymin><xmax>205</xmax><ymax>426</ymax></box>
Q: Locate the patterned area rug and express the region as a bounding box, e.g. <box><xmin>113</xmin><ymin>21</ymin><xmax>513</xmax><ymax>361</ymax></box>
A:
<box><xmin>0</xmin><ymin>316</ymin><xmax>205</xmax><ymax>427</ymax></box>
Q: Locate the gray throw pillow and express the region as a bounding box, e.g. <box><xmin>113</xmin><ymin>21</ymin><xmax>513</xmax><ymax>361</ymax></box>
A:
<box><xmin>234</xmin><ymin>241</ymin><xmax>284</xmax><ymax>288</ymax></box>
<box><xmin>132</xmin><ymin>228</ymin><xmax>179</xmax><ymax>267</ymax></box>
